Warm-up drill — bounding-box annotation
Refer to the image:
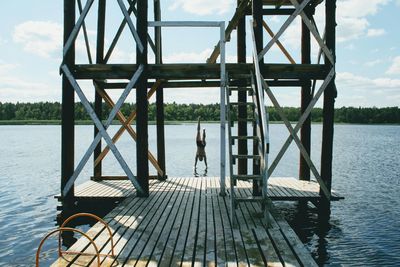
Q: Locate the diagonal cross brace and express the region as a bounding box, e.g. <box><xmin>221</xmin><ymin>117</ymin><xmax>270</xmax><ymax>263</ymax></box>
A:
<box><xmin>261</xmin><ymin>77</ymin><xmax>331</xmax><ymax>199</ymax></box>
<box><xmin>269</xmin><ymin>68</ymin><xmax>334</xmax><ymax>177</ymax></box>
<box><xmin>258</xmin><ymin>0</ymin><xmax>311</xmax><ymax>61</ymax></box>
<box><xmin>117</xmin><ymin>0</ymin><xmax>144</xmax><ymax>53</ymax></box>
<box><xmin>93</xmin><ymin>82</ymin><xmax>164</xmax><ymax>177</ymax></box>
<box><xmin>262</xmin><ymin>21</ymin><xmax>296</xmax><ymax>64</ymax></box>
<box><xmin>105</xmin><ymin>0</ymin><xmax>155</xmax><ymax>62</ymax></box>
<box><xmin>61</xmin><ymin>64</ymin><xmax>144</xmax><ymax>196</ymax></box>
<box><xmin>289</xmin><ymin>0</ymin><xmax>334</xmax><ymax>65</ymax></box>
<box><xmin>63</xmin><ymin>0</ymin><xmax>95</xmax><ymax>58</ymax></box>
<box><xmin>77</xmin><ymin>0</ymin><xmax>93</xmax><ymax>64</ymax></box>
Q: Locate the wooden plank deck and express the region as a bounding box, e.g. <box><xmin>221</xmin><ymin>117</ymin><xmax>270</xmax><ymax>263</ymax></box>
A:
<box><xmin>53</xmin><ymin>177</ymin><xmax>318</xmax><ymax>266</ymax></box>
<box><xmin>65</xmin><ymin>177</ymin><xmax>343</xmax><ymax>201</ymax></box>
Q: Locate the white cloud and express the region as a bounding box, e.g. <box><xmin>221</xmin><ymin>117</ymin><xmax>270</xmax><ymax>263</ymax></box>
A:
<box><xmin>364</xmin><ymin>59</ymin><xmax>382</xmax><ymax>67</ymax></box>
<box><xmin>336</xmin><ymin>71</ymin><xmax>400</xmax><ymax>107</ymax></box>
<box><xmin>338</xmin><ymin>0</ymin><xmax>390</xmax><ymax>18</ymax></box>
<box><xmin>168</xmin><ymin>0</ymin><xmax>233</xmax><ymax>15</ymax></box>
<box><xmin>335</xmin><ymin>0</ymin><xmax>389</xmax><ymax>42</ymax></box>
<box><xmin>338</xmin><ymin>71</ymin><xmax>400</xmax><ymax>90</ymax></box>
<box><xmin>337</xmin><ymin>16</ymin><xmax>369</xmax><ymax>42</ymax></box>
<box><xmin>0</xmin><ymin>62</ymin><xmax>59</xmax><ymax>102</ymax></box>
<box><xmin>13</xmin><ymin>21</ymin><xmax>62</xmax><ymax>58</ymax></box>
<box><xmin>386</xmin><ymin>56</ymin><xmax>400</xmax><ymax>75</ymax></box>
<box><xmin>367</xmin><ymin>28</ymin><xmax>386</xmax><ymax>37</ymax></box>
<box><xmin>163</xmin><ymin>49</ymin><xmax>213</xmax><ymax>63</ymax></box>
<box><xmin>396</xmin><ymin>0</ymin><xmax>400</xmax><ymax>6</ymax></box>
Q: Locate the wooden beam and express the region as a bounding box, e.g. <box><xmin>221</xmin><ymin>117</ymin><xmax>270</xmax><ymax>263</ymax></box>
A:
<box><xmin>73</xmin><ymin>63</ymin><xmax>330</xmax><ymax>80</ymax></box>
<box><xmin>93</xmin><ymin>0</ymin><xmax>106</xmax><ymax>180</ymax></box>
<box><xmin>98</xmin><ymin>79</ymin><xmax>307</xmax><ymax>89</ymax></box>
<box><xmin>154</xmin><ymin>0</ymin><xmax>166</xmax><ymax>181</ymax></box>
<box><xmin>320</xmin><ymin>0</ymin><xmax>337</xmax><ymax>217</ymax></box>
<box><xmin>136</xmin><ymin>0</ymin><xmax>149</xmax><ymax>197</ymax></box>
<box><xmin>61</xmin><ymin>0</ymin><xmax>76</xmax><ymax>206</ymax></box>
<box><xmin>262</xmin><ymin>8</ymin><xmax>296</xmax><ymax>15</ymax></box>
<box><xmin>237</xmin><ymin>0</ymin><xmax>248</xmax><ymax>176</ymax></box>
<box><xmin>253</xmin><ymin>0</ymin><xmax>263</xmax><ymax>196</ymax></box>
<box><xmin>299</xmin><ymin>7</ymin><xmax>312</xmax><ymax>181</ymax></box>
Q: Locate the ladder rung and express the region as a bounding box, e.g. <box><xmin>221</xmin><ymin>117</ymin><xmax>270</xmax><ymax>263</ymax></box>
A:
<box><xmin>230</xmin><ymin>102</ymin><xmax>255</xmax><ymax>106</ymax></box>
<box><xmin>232</xmin><ymin>174</ymin><xmax>263</xmax><ymax>181</ymax></box>
<box><xmin>230</xmin><ymin>136</ymin><xmax>258</xmax><ymax>140</ymax></box>
<box><xmin>229</xmin><ymin>87</ymin><xmax>252</xmax><ymax>91</ymax></box>
<box><xmin>232</xmin><ymin>154</ymin><xmax>260</xmax><ymax>160</ymax></box>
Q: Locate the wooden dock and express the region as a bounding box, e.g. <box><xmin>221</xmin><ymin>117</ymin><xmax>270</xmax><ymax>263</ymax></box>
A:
<box><xmin>66</xmin><ymin>177</ymin><xmax>343</xmax><ymax>202</ymax></box>
<box><xmin>53</xmin><ymin>177</ymin><xmax>326</xmax><ymax>266</ymax></box>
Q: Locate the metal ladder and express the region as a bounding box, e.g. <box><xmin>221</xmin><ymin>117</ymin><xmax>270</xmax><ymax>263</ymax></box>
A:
<box><xmin>226</xmin><ymin>72</ymin><xmax>271</xmax><ymax>226</ymax></box>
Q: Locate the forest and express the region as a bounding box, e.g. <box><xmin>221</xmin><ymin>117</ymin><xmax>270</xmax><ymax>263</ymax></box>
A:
<box><xmin>0</xmin><ymin>102</ymin><xmax>399</xmax><ymax>124</ymax></box>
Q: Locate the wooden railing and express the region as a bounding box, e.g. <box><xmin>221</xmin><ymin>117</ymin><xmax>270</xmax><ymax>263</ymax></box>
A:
<box><xmin>250</xmin><ymin>21</ymin><xmax>270</xmax><ymax>216</ymax></box>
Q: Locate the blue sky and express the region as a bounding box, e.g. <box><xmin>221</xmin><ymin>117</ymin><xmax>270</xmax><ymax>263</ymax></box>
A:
<box><xmin>0</xmin><ymin>0</ymin><xmax>399</xmax><ymax>107</ymax></box>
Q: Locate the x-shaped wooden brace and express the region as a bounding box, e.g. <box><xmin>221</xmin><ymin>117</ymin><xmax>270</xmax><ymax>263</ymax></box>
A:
<box><xmin>105</xmin><ymin>0</ymin><xmax>155</xmax><ymax>62</ymax></box>
<box><xmin>262</xmin><ymin>69</ymin><xmax>334</xmax><ymax>199</ymax></box>
<box><xmin>93</xmin><ymin>80</ymin><xmax>164</xmax><ymax>177</ymax></box>
<box><xmin>63</xmin><ymin>0</ymin><xmax>145</xmax><ymax>60</ymax></box>
<box><xmin>63</xmin><ymin>0</ymin><xmax>95</xmax><ymax>59</ymax></box>
<box><xmin>117</xmin><ymin>0</ymin><xmax>144</xmax><ymax>53</ymax></box>
<box><xmin>258</xmin><ymin>0</ymin><xmax>334</xmax><ymax>65</ymax></box>
<box><xmin>61</xmin><ymin>64</ymin><xmax>145</xmax><ymax>196</ymax></box>
<box><xmin>262</xmin><ymin>21</ymin><xmax>296</xmax><ymax>64</ymax></box>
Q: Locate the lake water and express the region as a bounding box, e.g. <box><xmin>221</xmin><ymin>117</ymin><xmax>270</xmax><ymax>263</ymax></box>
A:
<box><xmin>0</xmin><ymin>123</ymin><xmax>399</xmax><ymax>266</ymax></box>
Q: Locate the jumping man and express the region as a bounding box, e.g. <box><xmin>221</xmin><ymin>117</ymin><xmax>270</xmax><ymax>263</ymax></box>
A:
<box><xmin>194</xmin><ymin>117</ymin><xmax>207</xmax><ymax>169</ymax></box>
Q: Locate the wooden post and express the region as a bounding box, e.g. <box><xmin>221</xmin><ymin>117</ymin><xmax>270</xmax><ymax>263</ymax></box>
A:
<box><xmin>252</xmin><ymin>0</ymin><xmax>263</xmax><ymax>196</ymax></box>
<box><xmin>136</xmin><ymin>0</ymin><xmax>149</xmax><ymax>196</ymax></box>
<box><xmin>154</xmin><ymin>0</ymin><xmax>166</xmax><ymax>181</ymax></box>
<box><xmin>237</xmin><ymin>0</ymin><xmax>248</xmax><ymax>176</ymax></box>
<box><xmin>94</xmin><ymin>0</ymin><xmax>106</xmax><ymax>180</ymax></box>
<box><xmin>299</xmin><ymin>6</ymin><xmax>313</xmax><ymax>181</ymax></box>
<box><xmin>320</xmin><ymin>0</ymin><xmax>337</xmax><ymax>216</ymax></box>
<box><xmin>61</xmin><ymin>0</ymin><xmax>75</xmax><ymax>208</ymax></box>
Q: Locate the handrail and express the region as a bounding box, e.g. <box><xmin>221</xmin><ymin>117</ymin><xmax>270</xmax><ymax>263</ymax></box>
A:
<box><xmin>59</xmin><ymin>213</ymin><xmax>115</xmax><ymax>259</ymax></box>
<box><xmin>225</xmin><ymin>73</ymin><xmax>236</xmax><ymax>224</ymax></box>
<box><xmin>250</xmin><ymin>20</ymin><xmax>270</xmax><ymax>190</ymax></box>
<box><xmin>36</xmin><ymin>227</ymin><xmax>101</xmax><ymax>267</ymax></box>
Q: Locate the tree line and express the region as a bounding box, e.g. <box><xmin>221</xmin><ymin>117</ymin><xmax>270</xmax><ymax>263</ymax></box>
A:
<box><xmin>0</xmin><ymin>102</ymin><xmax>399</xmax><ymax>124</ymax></box>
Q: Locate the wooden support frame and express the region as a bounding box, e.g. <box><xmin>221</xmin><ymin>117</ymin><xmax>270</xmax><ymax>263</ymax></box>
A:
<box><xmin>93</xmin><ymin>0</ymin><xmax>106</xmax><ymax>180</ymax></box>
<box><xmin>92</xmin><ymin>81</ymin><xmax>164</xmax><ymax>177</ymax></box>
<box><xmin>60</xmin><ymin>65</ymin><xmax>145</xmax><ymax>196</ymax></box>
<box><xmin>61</xmin><ymin>0</ymin><xmax>76</xmax><ymax>206</ymax></box>
<box><xmin>320</xmin><ymin>0</ymin><xmax>337</xmax><ymax>216</ymax></box>
<box><xmin>136</xmin><ymin>0</ymin><xmax>149</xmax><ymax>197</ymax></box>
<box><xmin>117</xmin><ymin>0</ymin><xmax>144</xmax><ymax>53</ymax></box>
<box><xmin>154</xmin><ymin>0</ymin><xmax>166</xmax><ymax>180</ymax></box>
<box><xmin>63</xmin><ymin>0</ymin><xmax>95</xmax><ymax>59</ymax></box>
<box><xmin>299</xmin><ymin>5</ymin><xmax>312</xmax><ymax>181</ymax></box>
<box><xmin>237</xmin><ymin>0</ymin><xmax>248</xmax><ymax>176</ymax></box>
<box><xmin>262</xmin><ymin>21</ymin><xmax>296</xmax><ymax>64</ymax></box>
<box><xmin>263</xmin><ymin>69</ymin><xmax>334</xmax><ymax>199</ymax></box>
<box><xmin>104</xmin><ymin>0</ymin><xmax>155</xmax><ymax>62</ymax></box>
<box><xmin>148</xmin><ymin>21</ymin><xmax>227</xmax><ymax>195</ymax></box>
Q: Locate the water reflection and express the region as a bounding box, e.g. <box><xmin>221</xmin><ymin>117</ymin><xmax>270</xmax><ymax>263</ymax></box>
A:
<box><xmin>277</xmin><ymin>201</ymin><xmax>341</xmax><ymax>266</ymax></box>
<box><xmin>193</xmin><ymin>167</ymin><xmax>208</xmax><ymax>177</ymax></box>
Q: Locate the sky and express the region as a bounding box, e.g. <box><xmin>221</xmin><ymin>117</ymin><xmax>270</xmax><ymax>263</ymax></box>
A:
<box><xmin>0</xmin><ymin>0</ymin><xmax>399</xmax><ymax>107</ymax></box>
